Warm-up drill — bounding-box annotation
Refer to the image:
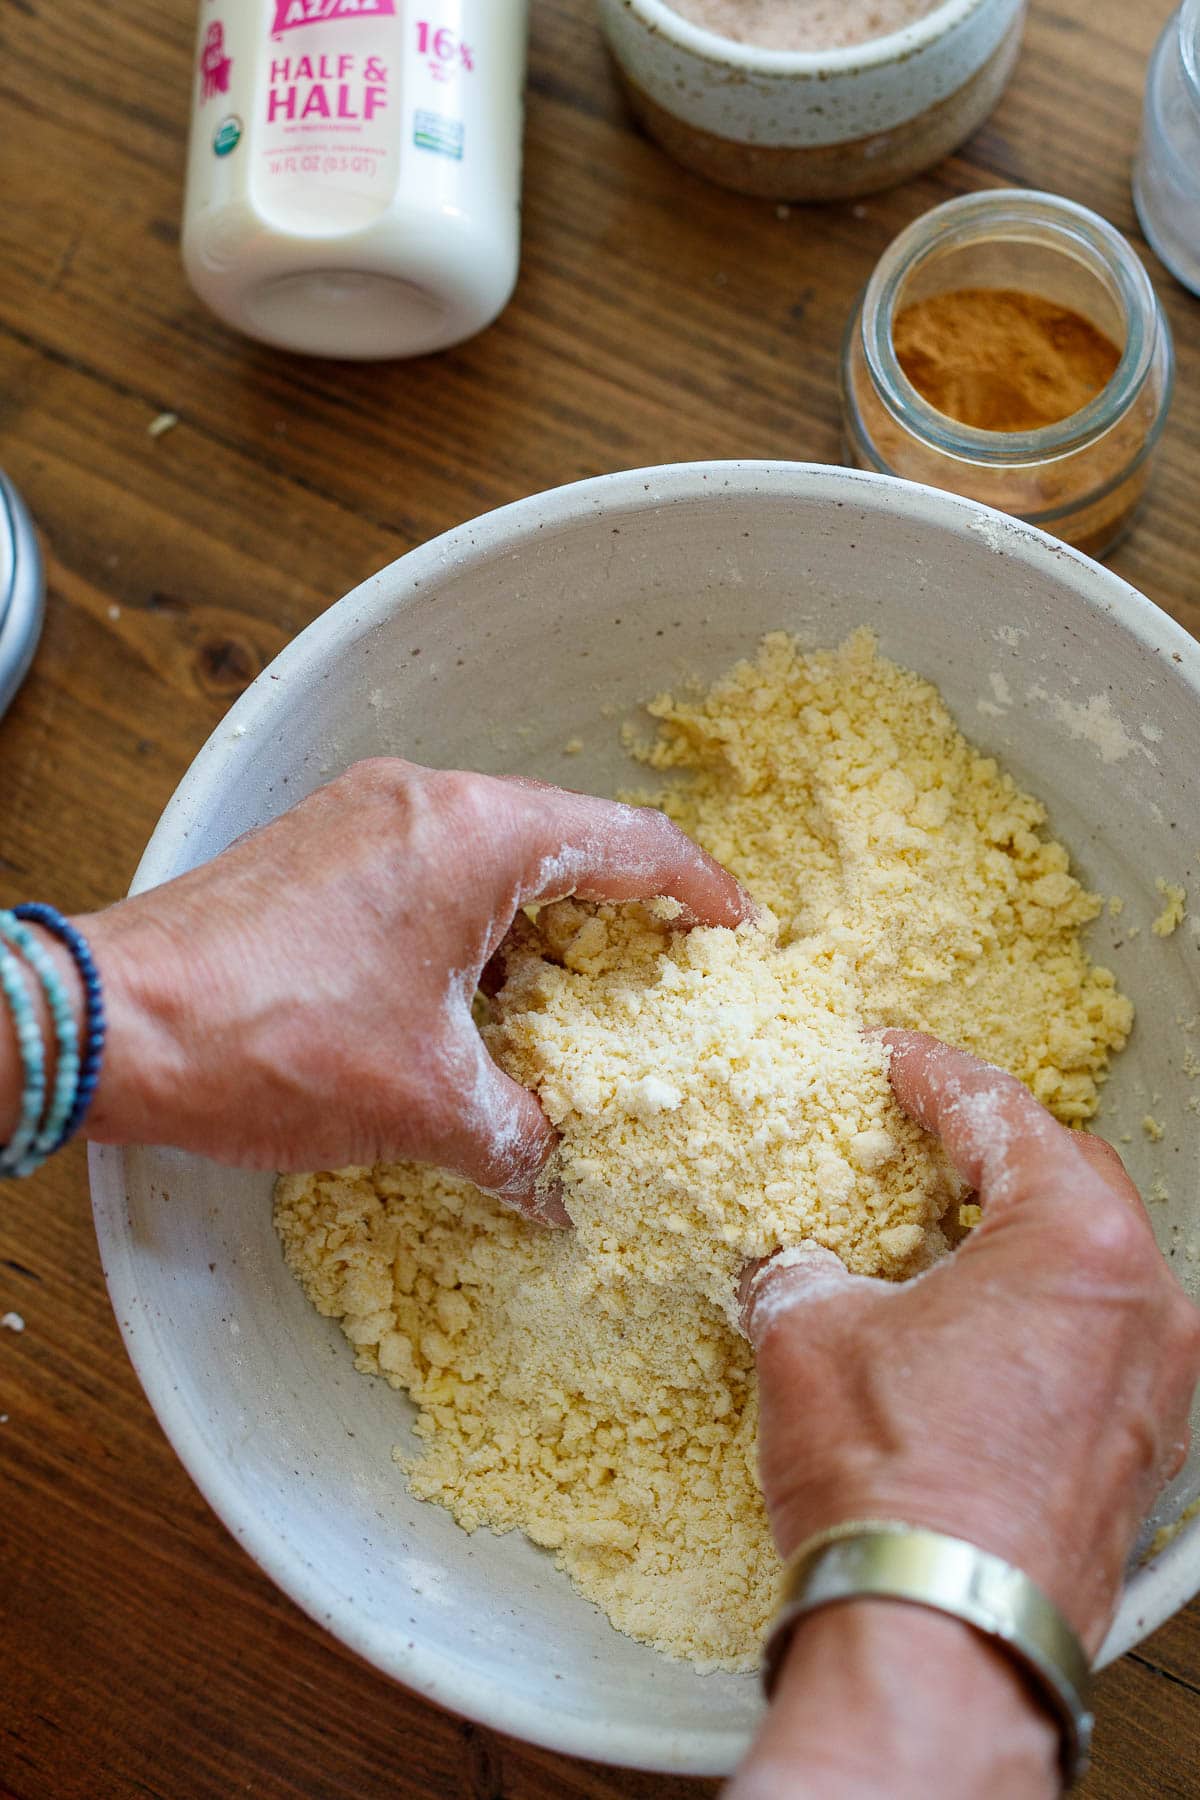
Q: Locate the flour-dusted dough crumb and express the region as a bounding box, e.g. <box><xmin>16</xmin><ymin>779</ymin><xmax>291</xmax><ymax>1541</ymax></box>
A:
<box><xmin>1149</xmin><ymin>1496</ymin><xmax>1200</xmax><ymax>1560</ymax></box>
<box><xmin>491</xmin><ymin>901</ymin><xmax>960</xmax><ymax>1321</ymax></box>
<box><xmin>275</xmin><ymin>1162</ymin><xmax>772</xmax><ymax>1668</ymax></box>
<box><xmin>636</xmin><ymin>630</ymin><xmax>1131</xmax><ymax>1122</ymax></box>
<box><xmin>1152</xmin><ymin>880</ymin><xmax>1187</xmax><ymax>937</ymax></box>
<box><xmin>275</xmin><ymin>629</ymin><xmax>1133</xmax><ymax>1670</ymax></box>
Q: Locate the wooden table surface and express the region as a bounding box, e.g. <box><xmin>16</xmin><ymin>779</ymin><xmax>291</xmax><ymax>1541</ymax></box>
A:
<box><xmin>3</xmin><ymin>1</ymin><xmax>1200</xmax><ymax>1794</ymax></box>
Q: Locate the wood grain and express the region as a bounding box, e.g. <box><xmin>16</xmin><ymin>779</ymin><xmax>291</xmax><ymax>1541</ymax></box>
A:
<box><xmin>2</xmin><ymin>1</ymin><xmax>1199</xmax><ymax>1793</ymax></box>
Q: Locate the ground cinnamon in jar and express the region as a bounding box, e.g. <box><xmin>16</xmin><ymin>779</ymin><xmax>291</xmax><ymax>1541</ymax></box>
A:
<box><xmin>842</xmin><ymin>192</ymin><xmax>1173</xmax><ymax>559</ymax></box>
<box><xmin>893</xmin><ymin>288</ymin><xmax>1122</xmax><ymax>431</ymax></box>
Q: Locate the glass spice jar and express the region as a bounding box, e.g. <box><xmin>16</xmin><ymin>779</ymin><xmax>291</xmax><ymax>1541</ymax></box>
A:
<box><xmin>1134</xmin><ymin>0</ymin><xmax>1200</xmax><ymax>298</ymax></box>
<box><xmin>841</xmin><ymin>190</ymin><xmax>1174</xmax><ymax>559</ymax></box>
<box><xmin>0</xmin><ymin>474</ymin><xmax>43</xmax><ymax>723</ymax></box>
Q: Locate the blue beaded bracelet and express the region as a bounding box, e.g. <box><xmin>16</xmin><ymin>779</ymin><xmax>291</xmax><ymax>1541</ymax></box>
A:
<box><xmin>14</xmin><ymin>905</ymin><xmax>106</xmax><ymax>1150</ymax></box>
<box><xmin>0</xmin><ymin>913</ymin><xmax>79</xmax><ymax>1173</ymax></box>
<box><xmin>0</xmin><ymin>940</ymin><xmax>46</xmax><ymax>1176</ymax></box>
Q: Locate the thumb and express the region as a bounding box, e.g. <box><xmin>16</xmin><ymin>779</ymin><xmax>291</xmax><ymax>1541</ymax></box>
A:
<box><xmin>740</xmin><ymin>1242</ymin><xmax>878</xmax><ymax>1345</ymax></box>
<box><xmin>446</xmin><ymin>1035</ymin><xmax>571</xmax><ymax>1228</ymax></box>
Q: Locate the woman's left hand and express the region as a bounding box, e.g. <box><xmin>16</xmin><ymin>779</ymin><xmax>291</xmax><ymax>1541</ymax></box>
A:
<box><xmin>728</xmin><ymin>1031</ymin><xmax>1200</xmax><ymax>1799</ymax></box>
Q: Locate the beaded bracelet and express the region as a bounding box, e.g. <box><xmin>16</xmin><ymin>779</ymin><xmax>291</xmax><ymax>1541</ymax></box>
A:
<box><xmin>0</xmin><ymin>907</ymin><xmax>105</xmax><ymax>1176</ymax></box>
<box><xmin>13</xmin><ymin>905</ymin><xmax>106</xmax><ymax>1149</ymax></box>
<box><xmin>0</xmin><ymin>913</ymin><xmax>79</xmax><ymax>1173</ymax></box>
<box><xmin>0</xmin><ymin>940</ymin><xmax>46</xmax><ymax>1175</ymax></box>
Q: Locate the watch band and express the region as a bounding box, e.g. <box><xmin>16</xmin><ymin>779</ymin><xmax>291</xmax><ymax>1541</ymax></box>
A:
<box><xmin>762</xmin><ymin>1520</ymin><xmax>1093</xmax><ymax>1790</ymax></box>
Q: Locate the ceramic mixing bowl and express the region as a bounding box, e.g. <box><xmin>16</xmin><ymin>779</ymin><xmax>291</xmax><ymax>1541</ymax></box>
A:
<box><xmin>91</xmin><ymin>462</ymin><xmax>1200</xmax><ymax>1776</ymax></box>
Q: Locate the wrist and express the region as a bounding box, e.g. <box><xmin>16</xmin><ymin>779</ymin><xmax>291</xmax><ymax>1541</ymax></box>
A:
<box><xmin>70</xmin><ymin>907</ymin><xmax>193</xmax><ymax>1148</ymax></box>
<box><xmin>0</xmin><ymin>908</ymin><xmax>173</xmax><ymax>1152</ymax></box>
<box><xmin>768</xmin><ymin>1482</ymin><xmax>1112</xmax><ymax>1657</ymax></box>
<box><xmin>730</xmin><ymin>1601</ymin><xmax>1060</xmax><ymax>1800</ymax></box>
<box><xmin>0</xmin><ymin>918</ymin><xmax>84</xmax><ymax>1146</ymax></box>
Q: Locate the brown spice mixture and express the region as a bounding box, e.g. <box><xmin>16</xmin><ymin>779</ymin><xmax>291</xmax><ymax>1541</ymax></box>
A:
<box><xmin>895</xmin><ymin>288</ymin><xmax>1122</xmax><ymax>432</ymax></box>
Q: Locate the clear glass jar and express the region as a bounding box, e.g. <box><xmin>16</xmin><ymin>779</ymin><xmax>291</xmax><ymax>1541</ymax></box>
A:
<box><xmin>1135</xmin><ymin>0</ymin><xmax>1200</xmax><ymax>297</ymax></box>
<box><xmin>841</xmin><ymin>190</ymin><xmax>1174</xmax><ymax>560</ymax></box>
<box><xmin>0</xmin><ymin>474</ymin><xmax>43</xmax><ymax>723</ymax></box>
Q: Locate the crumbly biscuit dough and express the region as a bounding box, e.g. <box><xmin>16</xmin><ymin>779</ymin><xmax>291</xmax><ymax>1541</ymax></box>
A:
<box><xmin>491</xmin><ymin>898</ymin><xmax>961</xmax><ymax>1316</ymax></box>
<box><xmin>275</xmin><ymin>630</ymin><xmax>1131</xmax><ymax>1669</ymax></box>
<box><xmin>1152</xmin><ymin>879</ymin><xmax>1187</xmax><ymax>937</ymax></box>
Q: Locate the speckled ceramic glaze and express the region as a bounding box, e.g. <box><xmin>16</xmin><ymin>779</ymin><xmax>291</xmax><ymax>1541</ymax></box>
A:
<box><xmin>92</xmin><ymin>464</ymin><xmax>1200</xmax><ymax>1775</ymax></box>
<box><xmin>598</xmin><ymin>0</ymin><xmax>1026</xmax><ymax>197</ymax></box>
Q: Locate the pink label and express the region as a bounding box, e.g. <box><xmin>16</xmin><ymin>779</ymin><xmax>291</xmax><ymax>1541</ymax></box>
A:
<box><xmin>265</xmin><ymin>51</ymin><xmax>392</xmax><ymax>126</ymax></box>
<box><xmin>199</xmin><ymin>21</ymin><xmax>234</xmax><ymax>103</ymax></box>
<box><xmin>271</xmin><ymin>0</ymin><xmax>396</xmax><ymax>35</ymax></box>
<box><xmin>256</xmin><ymin>3</ymin><xmax>407</xmax><ymax>226</ymax></box>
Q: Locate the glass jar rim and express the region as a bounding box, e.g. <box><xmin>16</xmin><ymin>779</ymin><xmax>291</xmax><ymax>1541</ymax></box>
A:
<box><xmin>1182</xmin><ymin>0</ymin><xmax>1200</xmax><ymax>105</ymax></box>
<box><xmin>859</xmin><ymin>189</ymin><xmax>1165</xmax><ymax>467</ymax></box>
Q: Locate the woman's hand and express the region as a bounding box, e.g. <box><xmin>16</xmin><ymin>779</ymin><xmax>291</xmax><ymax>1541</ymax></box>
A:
<box><xmin>730</xmin><ymin>1031</ymin><xmax>1200</xmax><ymax>1799</ymax></box>
<box><xmin>61</xmin><ymin>759</ymin><xmax>749</xmax><ymax>1215</ymax></box>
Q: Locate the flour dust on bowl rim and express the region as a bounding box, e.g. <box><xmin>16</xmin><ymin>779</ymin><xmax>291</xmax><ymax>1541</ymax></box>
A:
<box><xmin>90</xmin><ymin>462</ymin><xmax>1200</xmax><ymax>1776</ymax></box>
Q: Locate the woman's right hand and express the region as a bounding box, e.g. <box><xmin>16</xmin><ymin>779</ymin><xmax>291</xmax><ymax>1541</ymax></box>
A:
<box><xmin>730</xmin><ymin>1032</ymin><xmax>1200</xmax><ymax>1799</ymax></box>
<box><xmin>45</xmin><ymin>759</ymin><xmax>748</xmax><ymax>1209</ymax></box>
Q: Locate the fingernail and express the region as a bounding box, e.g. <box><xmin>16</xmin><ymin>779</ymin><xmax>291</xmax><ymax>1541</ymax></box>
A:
<box><xmin>530</xmin><ymin>1178</ymin><xmax>572</xmax><ymax>1229</ymax></box>
<box><xmin>739</xmin><ymin>1243</ymin><xmax>853</xmax><ymax>1336</ymax></box>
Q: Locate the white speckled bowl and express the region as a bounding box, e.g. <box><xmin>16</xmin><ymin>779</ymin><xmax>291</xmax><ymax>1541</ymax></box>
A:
<box><xmin>597</xmin><ymin>0</ymin><xmax>1026</xmax><ymax>198</ymax></box>
<box><xmin>92</xmin><ymin>464</ymin><xmax>1200</xmax><ymax>1775</ymax></box>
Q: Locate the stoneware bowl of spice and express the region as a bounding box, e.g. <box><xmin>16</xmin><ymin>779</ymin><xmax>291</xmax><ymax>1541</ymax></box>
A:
<box><xmin>91</xmin><ymin>463</ymin><xmax>1200</xmax><ymax>1774</ymax></box>
<box><xmin>597</xmin><ymin>0</ymin><xmax>1027</xmax><ymax>199</ymax></box>
<box><xmin>842</xmin><ymin>189</ymin><xmax>1174</xmax><ymax>557</ymax></box>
